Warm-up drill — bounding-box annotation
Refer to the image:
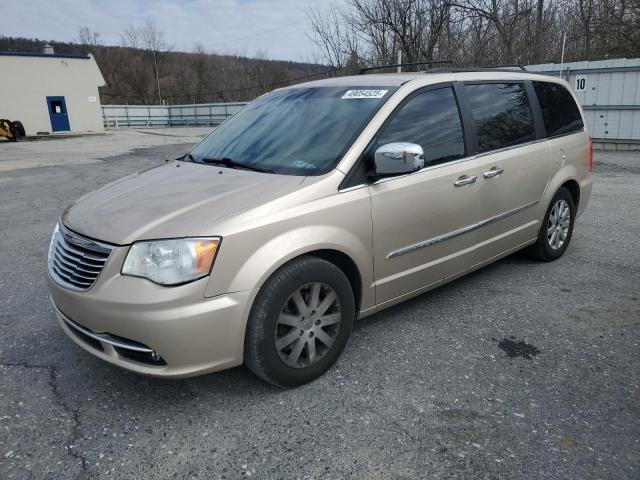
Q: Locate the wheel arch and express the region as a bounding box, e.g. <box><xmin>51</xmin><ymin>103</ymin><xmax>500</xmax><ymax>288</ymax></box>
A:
<box><xmin>247</xmin><ymin>248</ymin><xmax>364</xmax><ymax>315</ymax></box>
<box><xmin>301</xmin><ymin>249</ymin><xmax>363</xmax><ymax>314</ymax></box>
<box><xmin>539</xmin><ymin>166</ymin><xmax>581</xmax><ymax>222</ymax></box>
<box><xmin>561</xmin><ymin>179</ymin><xmax>580</xmax><ymax>209</ymax></box>
<box><xmin>205</xmin><ymin>225</ymin><xmax>374</xmax><ymax>313</ymax></box>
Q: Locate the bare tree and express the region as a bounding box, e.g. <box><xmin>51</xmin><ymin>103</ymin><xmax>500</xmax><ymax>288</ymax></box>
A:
<box><xmin>620</xmin><ymin>0</ymin><xmax>640</xmax><ymax>54</ymax></box>
<box><xmin>77</xmin><ymin>26</ymin><xmax>101</xmax><ymax>48</ymax></box>
<box><xmin>533</xmin><ymin>0</ymin><xmax>545</xmax><ymax>61</ymax></box>
<box><xmin>140</xmin><ymin>20</ymin><xmax>168</xmax><ymax>104</ymax></box>
<box><xmin>349</xmin><ymin>0</ymin><xmax>449</xmax><ymax>64</ymax></box>
<box><xmin>450</xmin><ymin>1</ymin><xmax>539</xmax><ymax>63</ymax></box>
<box><xmin>192</xmin><ymin>42</ymin><xmax>211</xmax><ymax>103</ymax></box>
<box><xmin>307</xmin><ymin>5</ymin><xmax>360</xmax><ymax>72</ymax></box>
<box><xmin>120</xmin><ymin>25</ymin><xmax>140</xmax><ymax>49</ymax></box>
<box><xmin>308</xmin><ymin>0</ymin><xmax>611</xmax><ymax>68</ymax></box>
<box><xmin>309</xmin><ymin>0</ymin><xmax>457</xmax><ymax>70</ymax></box>
<box><xmin>578</xmin><ymin>0</ymin><xmax>595</xmax><ymax>58</ymax></box>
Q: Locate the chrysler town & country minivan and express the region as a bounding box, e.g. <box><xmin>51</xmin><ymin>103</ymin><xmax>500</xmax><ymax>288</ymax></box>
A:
<box><xmin>48</xmin><ymin>69</ymin><xmax>592</xmax><ymax>386</ymax></box>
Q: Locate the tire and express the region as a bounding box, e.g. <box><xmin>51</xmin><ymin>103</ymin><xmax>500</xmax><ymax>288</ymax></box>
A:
<box><xmin>526</xmin><ymin>187</ymin><xmax>576</xmax><ymax>261</ymax></box>
<box><xmin>244</xmin><ymin>255</ymin><xmax>355</xmax><ymax>387</ymax></box>
<box><xmin>12</xmin><ymin>121</ymin><xmax>25</xmax><ymax>138</ymax></box>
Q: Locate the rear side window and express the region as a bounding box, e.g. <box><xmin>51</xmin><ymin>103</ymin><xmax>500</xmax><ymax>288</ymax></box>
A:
<box><xmin>375</xmin><ymin>87</ymin><xmax>465</xmax><ymax>166</ymax></box>
<box><xmin>465</xmin><ymin>83</ymin><xmax>535</xmax><ymax>153</ymax></box>
<box><xmin>533</xmin><ymin>81</ymin><xmax>584</xmax><ymax>137</ymax></box>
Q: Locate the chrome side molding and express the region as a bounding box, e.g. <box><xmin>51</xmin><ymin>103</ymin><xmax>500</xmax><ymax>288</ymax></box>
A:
<box><xmin>387</xmin><ymin>200</ymin><xmax>539</xmax><ymax>259</ymax></box>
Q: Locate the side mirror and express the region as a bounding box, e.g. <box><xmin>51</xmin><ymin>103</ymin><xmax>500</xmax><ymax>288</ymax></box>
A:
<box><xmin>373</xmin><ymin>143</ymin><xmax>425</xmax><ymax>176</ymax></box>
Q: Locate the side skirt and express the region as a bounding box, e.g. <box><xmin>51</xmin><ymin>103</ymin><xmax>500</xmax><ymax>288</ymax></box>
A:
<box><xmin>357</xmin><ymin>237</ymin><xmax>537</xmax><ymax>320</ymax></box>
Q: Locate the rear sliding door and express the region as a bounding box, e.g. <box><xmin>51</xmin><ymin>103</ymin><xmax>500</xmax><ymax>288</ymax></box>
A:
<box><xmin>461</xmin><ymin>81</ymin><xmax>552</xmax><ymax>261</ymax></box>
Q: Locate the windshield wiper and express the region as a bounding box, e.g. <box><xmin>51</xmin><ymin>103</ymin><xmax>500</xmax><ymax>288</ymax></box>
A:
<box><xmin>200</xmin><ymin>157</ymin><xmax>274</xmax><ymax>173</ymax></box>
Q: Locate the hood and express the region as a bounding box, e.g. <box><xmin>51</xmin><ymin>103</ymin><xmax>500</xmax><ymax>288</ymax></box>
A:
<box><xmin>62</xmin><ymin>162</ymin><xmax>305</xmax><ymax>245</ymax></box>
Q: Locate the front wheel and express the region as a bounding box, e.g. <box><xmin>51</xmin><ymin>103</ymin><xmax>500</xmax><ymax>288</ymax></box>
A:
<box><xmin>526</xmin><ymin>187</ymin><xmax>576</xmax><ymax>261</ymax></box>
<box><xmin>244</xmin><ymin>256</ymin><xmax>355</xmax><ymax>387</ymax></box>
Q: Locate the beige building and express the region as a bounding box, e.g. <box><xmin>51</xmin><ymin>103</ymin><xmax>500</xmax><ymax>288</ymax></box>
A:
<box><xmin>0</xmin><ymin>49</ymin><xmax>105</xmax><ymax>136</ymax></box>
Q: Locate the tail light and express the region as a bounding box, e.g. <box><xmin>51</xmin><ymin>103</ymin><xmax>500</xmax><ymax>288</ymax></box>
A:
<box><xmin>588</xmin><ymin>137</ymin><xmax>593</xmax><ymax>172</ymax></box>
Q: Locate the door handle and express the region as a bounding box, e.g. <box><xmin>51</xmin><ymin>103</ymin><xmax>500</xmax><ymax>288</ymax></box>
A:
<box><xmin>453</xmin><ymin>175</ymin><xmax>477</xmax><ymax>187</ymax></box>
<box><xmin>483</xmin><ymin>167</ymin><xmax>504</xmax><ymax>179</ymax></box>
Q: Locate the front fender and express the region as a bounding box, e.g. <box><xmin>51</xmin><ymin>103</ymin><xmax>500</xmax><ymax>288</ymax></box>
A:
<box><xmin>210</xmin><ymin>225</ymin><xmax>372</xmax><ymax>303</ymax></box>
<box><xmin>202</xmin><ymin>183</ymin><xmax>375</xmax><ymax>310</ymax></box>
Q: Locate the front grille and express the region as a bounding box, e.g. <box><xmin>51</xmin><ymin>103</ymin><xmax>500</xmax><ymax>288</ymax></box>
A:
<box><xmin>48</xmin><ymin>223</ymin><xmax>114</xmax><ymax>291</ymax></box>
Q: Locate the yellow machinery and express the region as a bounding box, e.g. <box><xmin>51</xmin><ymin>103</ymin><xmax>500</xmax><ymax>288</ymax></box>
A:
<box><xmin>0</xmin><ymin>119</ymin><xmax>25</xmax><ymax>141</ymax></box>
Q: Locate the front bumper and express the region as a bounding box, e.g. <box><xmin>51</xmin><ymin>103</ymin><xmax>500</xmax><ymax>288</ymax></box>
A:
<box><xmin>48</xmin><ymin>258</ymin><xmax>257</xmax><ymax>378</ymax></box>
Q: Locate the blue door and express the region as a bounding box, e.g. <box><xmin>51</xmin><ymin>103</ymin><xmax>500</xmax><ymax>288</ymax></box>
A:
<box><xmin>46</xmin><ymin>96</ymin><xmax>70</xmax><ymax>132</ymax></box>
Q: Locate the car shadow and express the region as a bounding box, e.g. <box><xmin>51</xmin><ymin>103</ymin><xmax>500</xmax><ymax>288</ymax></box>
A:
<box><xmin>352</xmin><ymin>250</ymin><xmax>539</xmax><ymax>331</ymax></box>
<box><xmin>61</xmin><ymin>250</ymin><xmax>541</xmax><ymax>403</ymax></box>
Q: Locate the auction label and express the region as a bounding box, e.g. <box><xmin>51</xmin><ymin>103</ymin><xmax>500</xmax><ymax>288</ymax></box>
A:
<box><xmin>342</xmin><ymin>89</ymin><xmax>388</xmax><ymax>99</ymax></box>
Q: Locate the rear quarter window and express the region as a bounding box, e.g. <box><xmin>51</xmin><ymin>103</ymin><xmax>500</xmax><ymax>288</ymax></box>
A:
<box><xmin>533</xmin><ymin>81</ymin><xmax>584</xmax><ymax>137</ymax></box>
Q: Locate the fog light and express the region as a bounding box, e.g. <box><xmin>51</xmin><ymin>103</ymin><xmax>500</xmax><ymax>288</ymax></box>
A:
<box><xmin>151</xmin><ymin>351</ymin><xmax>161</xmax><ymax>362</ymax></box>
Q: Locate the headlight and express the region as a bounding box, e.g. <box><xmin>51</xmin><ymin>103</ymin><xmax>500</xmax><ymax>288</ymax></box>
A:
<box><xmin>121</xmin><ymin>238</ymin><xmax>221</xmax><ymax>286</ymax></box>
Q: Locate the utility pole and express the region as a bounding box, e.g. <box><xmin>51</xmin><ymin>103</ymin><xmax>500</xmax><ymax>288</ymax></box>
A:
<box><xmin>397</xmin><ymin>50</ymin><xmax>402</xmax><ymax>72</ymax></box>
<box><xmin>152</xmin><ymin>49</ymin><xmax>162</xmax><ymax>104</ymax></box>
<box><xmin>559</xmin><ymin>32</ymin><xmax>567</xmax><ymax>79</ymax></box>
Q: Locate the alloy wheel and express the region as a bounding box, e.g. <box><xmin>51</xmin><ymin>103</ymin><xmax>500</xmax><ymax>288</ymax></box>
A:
<box><xmin>274</xmin><ymin>282</ymin><xmax>342</xmax><ymax>368</ymax></box>
<box><xmin>547</xmin><ymin>199</ymin><xmax>571</xmax><ymax>250</ymax></box>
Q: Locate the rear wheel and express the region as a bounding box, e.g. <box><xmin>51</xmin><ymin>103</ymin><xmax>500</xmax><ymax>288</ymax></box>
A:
<box><xmin>244</xmin><ymin>256</ymin><xmax>355</xmax><ymax>387</ymax></box>
<box><xmin>526</xmin><ymin>187</ymin><xmax>576</xmax><ymax>261</ymax></box>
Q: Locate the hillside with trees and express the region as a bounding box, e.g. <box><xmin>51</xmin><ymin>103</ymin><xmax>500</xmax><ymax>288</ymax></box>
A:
<box><xmin>2</xmin><ymin>0</ymin><xmax>638</xmax><ymax>106</ymax></box>
<box><xmin>0</xmin><ymin>28</ymin><xmax>325</xmax><ymax>105</ymax></box>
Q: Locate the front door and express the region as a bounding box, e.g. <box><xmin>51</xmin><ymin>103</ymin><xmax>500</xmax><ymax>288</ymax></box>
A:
<box><xmin>46</xmin><ymin>96</ymin><xmax>70</xmax><ymax>132</ymax></box>
<box><xmin>368</xmin><ymin>85</ymin><xmax>483</xmax><ymax>305</ymax></box>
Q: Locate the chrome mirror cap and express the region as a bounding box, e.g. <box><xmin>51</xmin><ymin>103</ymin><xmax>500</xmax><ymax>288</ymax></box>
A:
<box><xmin>374</xmin><ymin>142</ymin><xmax>425</xmax><ymax>175</ymax></box>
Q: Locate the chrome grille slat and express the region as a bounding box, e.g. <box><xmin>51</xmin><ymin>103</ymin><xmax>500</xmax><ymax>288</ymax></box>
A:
<box><xmin>51</xmin><ymin>266</ymin><xmax>92</xmax><ymax>284</ymax></box>
<box><xmin>52</xmin><ymin>257</ymin><xmax>97</xmax><ymax>281</ymax></box>
<box><xmin>55</xmin><ymin>238</ymin><xmax>110</xmax><ymax>262</ymax></box>
<box><xmin>53</xmin><ymin>267</ymin><xmax>93</xmax><ymax>289</ymax></box>
<box><xmin>54</xmin><ymin>242</ymin><xmax>104</xmax><ymax>266</ymax></box>
<box><xmin>54</xmin><ymin>250</ymin><xmax>102</xmax><ymax>273</ymax></box>
<box><xmin>48</xmin><ymin>223</ymin><xmax>115</xmax><ymax>291</ymax></box>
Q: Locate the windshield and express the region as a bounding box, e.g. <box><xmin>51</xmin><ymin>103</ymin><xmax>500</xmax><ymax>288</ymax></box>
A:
<box><xmin>189</xmin><ymin>86</ymin><xmax>396</xmax><ymax>176</ymax></box>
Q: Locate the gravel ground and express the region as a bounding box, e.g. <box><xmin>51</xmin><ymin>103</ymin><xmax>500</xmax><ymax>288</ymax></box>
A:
<box><xmin>0</xmin><ymin>131</ymin><xmax>638</xmax><ymax>480</ymax></box>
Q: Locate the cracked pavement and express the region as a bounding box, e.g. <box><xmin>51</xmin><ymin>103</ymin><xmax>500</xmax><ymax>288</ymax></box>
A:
<box><xmin>1</xmin><ymin>131</ymin><xmax>639</xmax><ymax>479</ymax></box>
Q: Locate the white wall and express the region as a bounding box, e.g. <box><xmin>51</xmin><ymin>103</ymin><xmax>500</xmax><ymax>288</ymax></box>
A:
<box><xmin>0</xmin><ymin>53</ymin><xmax>106</xmax><ymax>136</ymax></box>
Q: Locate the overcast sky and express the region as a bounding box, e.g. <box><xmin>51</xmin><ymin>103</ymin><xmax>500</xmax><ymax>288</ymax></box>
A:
<box><xmin>1</xmin><ymin>0</ymin><xmax>348</xmax><ymax>62</ymax></box>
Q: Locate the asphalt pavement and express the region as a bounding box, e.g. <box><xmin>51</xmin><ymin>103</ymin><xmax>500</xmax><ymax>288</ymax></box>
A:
<box><xmin>1</xmin><ymin>131</ymin><xmax>638</xmax><ymax>479</ymax></box>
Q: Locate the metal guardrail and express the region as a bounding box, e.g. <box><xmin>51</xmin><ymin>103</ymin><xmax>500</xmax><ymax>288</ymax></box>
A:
<box><xmin>102</xmin><ymin>102</ymin><xmax>248</xmax><ymax>128</ymax></box>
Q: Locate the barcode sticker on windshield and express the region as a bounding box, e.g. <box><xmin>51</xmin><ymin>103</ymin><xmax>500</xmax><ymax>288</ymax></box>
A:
<box><xmin>342</xmin><ymin>89</ymin><xmax>388</xmax><ymax>99</ymax></box>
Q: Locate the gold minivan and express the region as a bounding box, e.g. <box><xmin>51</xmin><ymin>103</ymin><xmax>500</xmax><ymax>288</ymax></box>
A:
<box><xmin>48</xmin><ymin>70</ymin><xmax>592</xmax><ymax>386</ymax></box>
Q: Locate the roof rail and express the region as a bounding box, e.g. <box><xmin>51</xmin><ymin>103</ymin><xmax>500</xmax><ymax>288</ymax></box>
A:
<box><xmin>359</xmin><ymin>60</ymin><xmax>454</xmax><ymax>75</ymax></box>
<box><xmin>479</xmin><ymin>64</ymin><xmax>527</xmax><ymax>71</ymax></box>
